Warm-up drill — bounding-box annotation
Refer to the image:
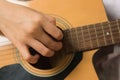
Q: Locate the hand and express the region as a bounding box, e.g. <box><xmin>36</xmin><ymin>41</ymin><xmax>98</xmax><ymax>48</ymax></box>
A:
<box><xmin>0</xmin><ymin>1</ymin><xmax>63</xmax><ymax>64</ymax></box>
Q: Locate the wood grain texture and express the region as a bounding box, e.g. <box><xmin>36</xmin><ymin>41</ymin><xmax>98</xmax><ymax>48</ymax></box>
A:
<box><xmin>0</xmin><ymin>44</ymin><xmax>18</xmax><ymax>68</ymax></box>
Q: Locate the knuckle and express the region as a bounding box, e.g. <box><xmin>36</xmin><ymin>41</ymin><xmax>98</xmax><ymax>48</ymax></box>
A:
<box><xmin>26</xmin><ymin>24</ymin><xmax>38</xmax><ymax>34</ymax></box>
<box><xmin>33</xmin><ymin>15</ymin><xmax>44</xmax><ymax>23</ymax></box>
<box><xmin>27</xmin><ymin>27</ymin><xmax>35</xmax><ymax>34</ymax></box>
<box><xmin>49</xmin><ymin>17</ymin><xmax>56</xmax><ymax>23</ymax></box>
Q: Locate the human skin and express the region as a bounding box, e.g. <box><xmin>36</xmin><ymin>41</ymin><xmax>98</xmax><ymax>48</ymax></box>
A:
<box><xmin>0</xmin><ymin>0</ymin><xmax>63</xmax><ymax>64</ymax></box>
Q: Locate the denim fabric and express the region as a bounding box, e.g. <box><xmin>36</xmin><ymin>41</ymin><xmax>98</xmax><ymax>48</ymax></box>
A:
<box><xmin>93</xmin><ymin>45</ymin><xmax>120</xmax><ymax>80</ymax></box>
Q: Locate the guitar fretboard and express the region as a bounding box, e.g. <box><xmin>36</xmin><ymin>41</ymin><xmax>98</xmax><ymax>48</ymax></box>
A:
<box><xmin>61</xmin><ymin>20</ymin><xmax>120</xmax><ymax>53</ymax></box>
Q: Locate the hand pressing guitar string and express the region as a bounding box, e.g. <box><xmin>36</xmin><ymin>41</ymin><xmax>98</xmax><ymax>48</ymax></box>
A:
<box><xmin>0</xmin><ymin>0</ymin><xmax>63</xmax><ymax>64</ymax></box>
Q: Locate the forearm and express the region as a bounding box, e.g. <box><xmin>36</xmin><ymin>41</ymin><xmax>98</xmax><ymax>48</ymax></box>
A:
<box><xmin>0</xmin><ymin>0</ymin><xmax>9</xmax><ymax>35</ymax></box>
<box><xmin>0</xmin><ymin>0</ymin><xmax>22</xmax><ymax>35</ymax></box>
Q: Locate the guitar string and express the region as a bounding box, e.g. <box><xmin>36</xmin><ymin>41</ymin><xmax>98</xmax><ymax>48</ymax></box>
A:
<box><xmin>0</xmin><ymin>22</ymin><xmax>120</xmax><ymax>56</ymax></box>
<box><xmin>0</xmin><ymin>22</ymin><xmax>120</xmax><ymax>67</ymax></box>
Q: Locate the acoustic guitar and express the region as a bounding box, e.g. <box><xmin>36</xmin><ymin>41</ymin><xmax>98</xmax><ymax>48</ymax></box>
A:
<box><xmin>0</xmin><ymin>0</ymin><xmax>120</xmax><ymax>80</ymax></box>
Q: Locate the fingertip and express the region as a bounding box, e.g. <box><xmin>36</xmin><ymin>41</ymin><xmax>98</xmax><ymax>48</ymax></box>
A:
<box><xmin>42</xmin><ymin>49</ymin><xmax>55</xmax><ymax>57</ymax></box>
<box><xmin>26</xmin><ymin>54</ymin><xmax>40</xmax><ymax>64</ymax></box>
<box><xmin>18</xmin><ymin>45</ymin><xmax>39</xmax><ymax>64</ymax></box>
<box><xmin>31</xmin><ymin>54</ymin><xmax>40</xmax><ymax>64</ymax></box>
<box><xmin>52</xmin><ymin>28</ymin><xmax>63</xmax><ymax>40</ymax></box>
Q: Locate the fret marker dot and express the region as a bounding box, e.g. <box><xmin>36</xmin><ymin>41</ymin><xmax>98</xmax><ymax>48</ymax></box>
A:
<box><xmin>106</xmin><ymin>32</ymin><xmax>110</xmax><ymax>36</ymax></box>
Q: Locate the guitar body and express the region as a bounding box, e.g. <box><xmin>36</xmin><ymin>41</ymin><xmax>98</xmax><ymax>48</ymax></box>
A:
<box><xmin>29</xmin><ymin>0</ymin><xmax>107</xmax><ymax>80</ymax></box>
<box><xmin>0</xmin><ymin>0</ymin><xmax>108</xmax><ymax>80</ymax></box>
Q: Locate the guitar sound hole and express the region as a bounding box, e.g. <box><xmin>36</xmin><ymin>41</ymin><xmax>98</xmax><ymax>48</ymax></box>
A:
<box><xmin>29</xmin><ymin>48</ymin><xmax>53</xmax><ymax>70</ymax></box>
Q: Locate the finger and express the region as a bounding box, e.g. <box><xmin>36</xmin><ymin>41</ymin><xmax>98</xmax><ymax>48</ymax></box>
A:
<box><xmin>35</xmin><ymin>31</ymin><xmax>62</xmax><ymax>51</ymax></box>
<box><xmin>43</xmin><ymin>21</ymin><xmax>63</xmax><ymax>40</ymax></box>
<box><xmin>44</xmin><ymin>15</ymin><xmax>56</xmax><ymax>25</ymax></box>
<box><xmin>17</xmin><ymin>44</ymin><xmax>40</xmax><ymax>64</ymax></box>
<box><xmin>28</xmin><ymin>38</ymin><xmax>55</xmax><ymax>57</ymax></box>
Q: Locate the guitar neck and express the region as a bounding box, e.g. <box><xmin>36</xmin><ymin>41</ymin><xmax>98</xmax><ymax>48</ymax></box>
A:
<box><xmin>61</xmin><ymin>20</ymin><xmax>120</xmax><ymax>53</ymax></box>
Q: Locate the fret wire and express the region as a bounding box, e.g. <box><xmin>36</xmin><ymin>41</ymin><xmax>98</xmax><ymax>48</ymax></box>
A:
<box><xmin>112</xmin><ymin>20</ymin><xmax>120</xmax><ymax>43</ymax></box>
<box><xmin>111</xmin><ymin>20</ymin><xmax>120</xmax><ymax>43</ymax></box>
<box><xmin>101</xmin><ymin>23</ymin><xmax>107</xmax><ymax>46</ymax></box>
<box><xmin>71</xmin><ymin>28</ymin><xmax>79</xmax><ymax>51</ymax></box>
<box><xmin>69</xmin><ymin>28</ymin><xmax>75</xmax><ymax>52</ymax></box>
<box><xmin>108</xmin><ymin>21</ymin><xmax>114</xmax><ymax>44</ymax></box>
<box><xmin>94</xmin><ymin>24</ymin><xmax>99</xmax><ymax>47</ymax></box>
<box><xmin>87</xmin><ymin>25</ymin><xmax>93</xmax><ymax>48</ymax></box>
<box><xmin>83</xmin><ymin>26</ymin><xmax>94</xmax><ymax>50</ymax></box>
<box><xmin>103</xmin><ymin>20</ymin><xmax>120</xmax><ymax>27</ymax></box>
<box><xmin>76</xmin><ymin>27</ymin><xmax>85</xmax><ymax>50</ymax></box>
<box><xmin>75</xmin><ymin>27</ymin><xmax>79</xmax><ymax>51</ymax></box>
<box><xmin>63</xmin><ymin>30</ymin><xmax>68</xmax><ymax>53</ymax></box>
<box><xmin>116</xmin><ymin>20</ymin><xmax>120</xmax><ymax>37</ymax></box>
<box><xmin>64</xmin><ymin>29</ymin><xmax>74</xmax><ymax>53</ymax></box>
<box><xmin>81</xmin><ymin>27</ymin><xmax>85</xmax><ymax>49</ymax></box>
